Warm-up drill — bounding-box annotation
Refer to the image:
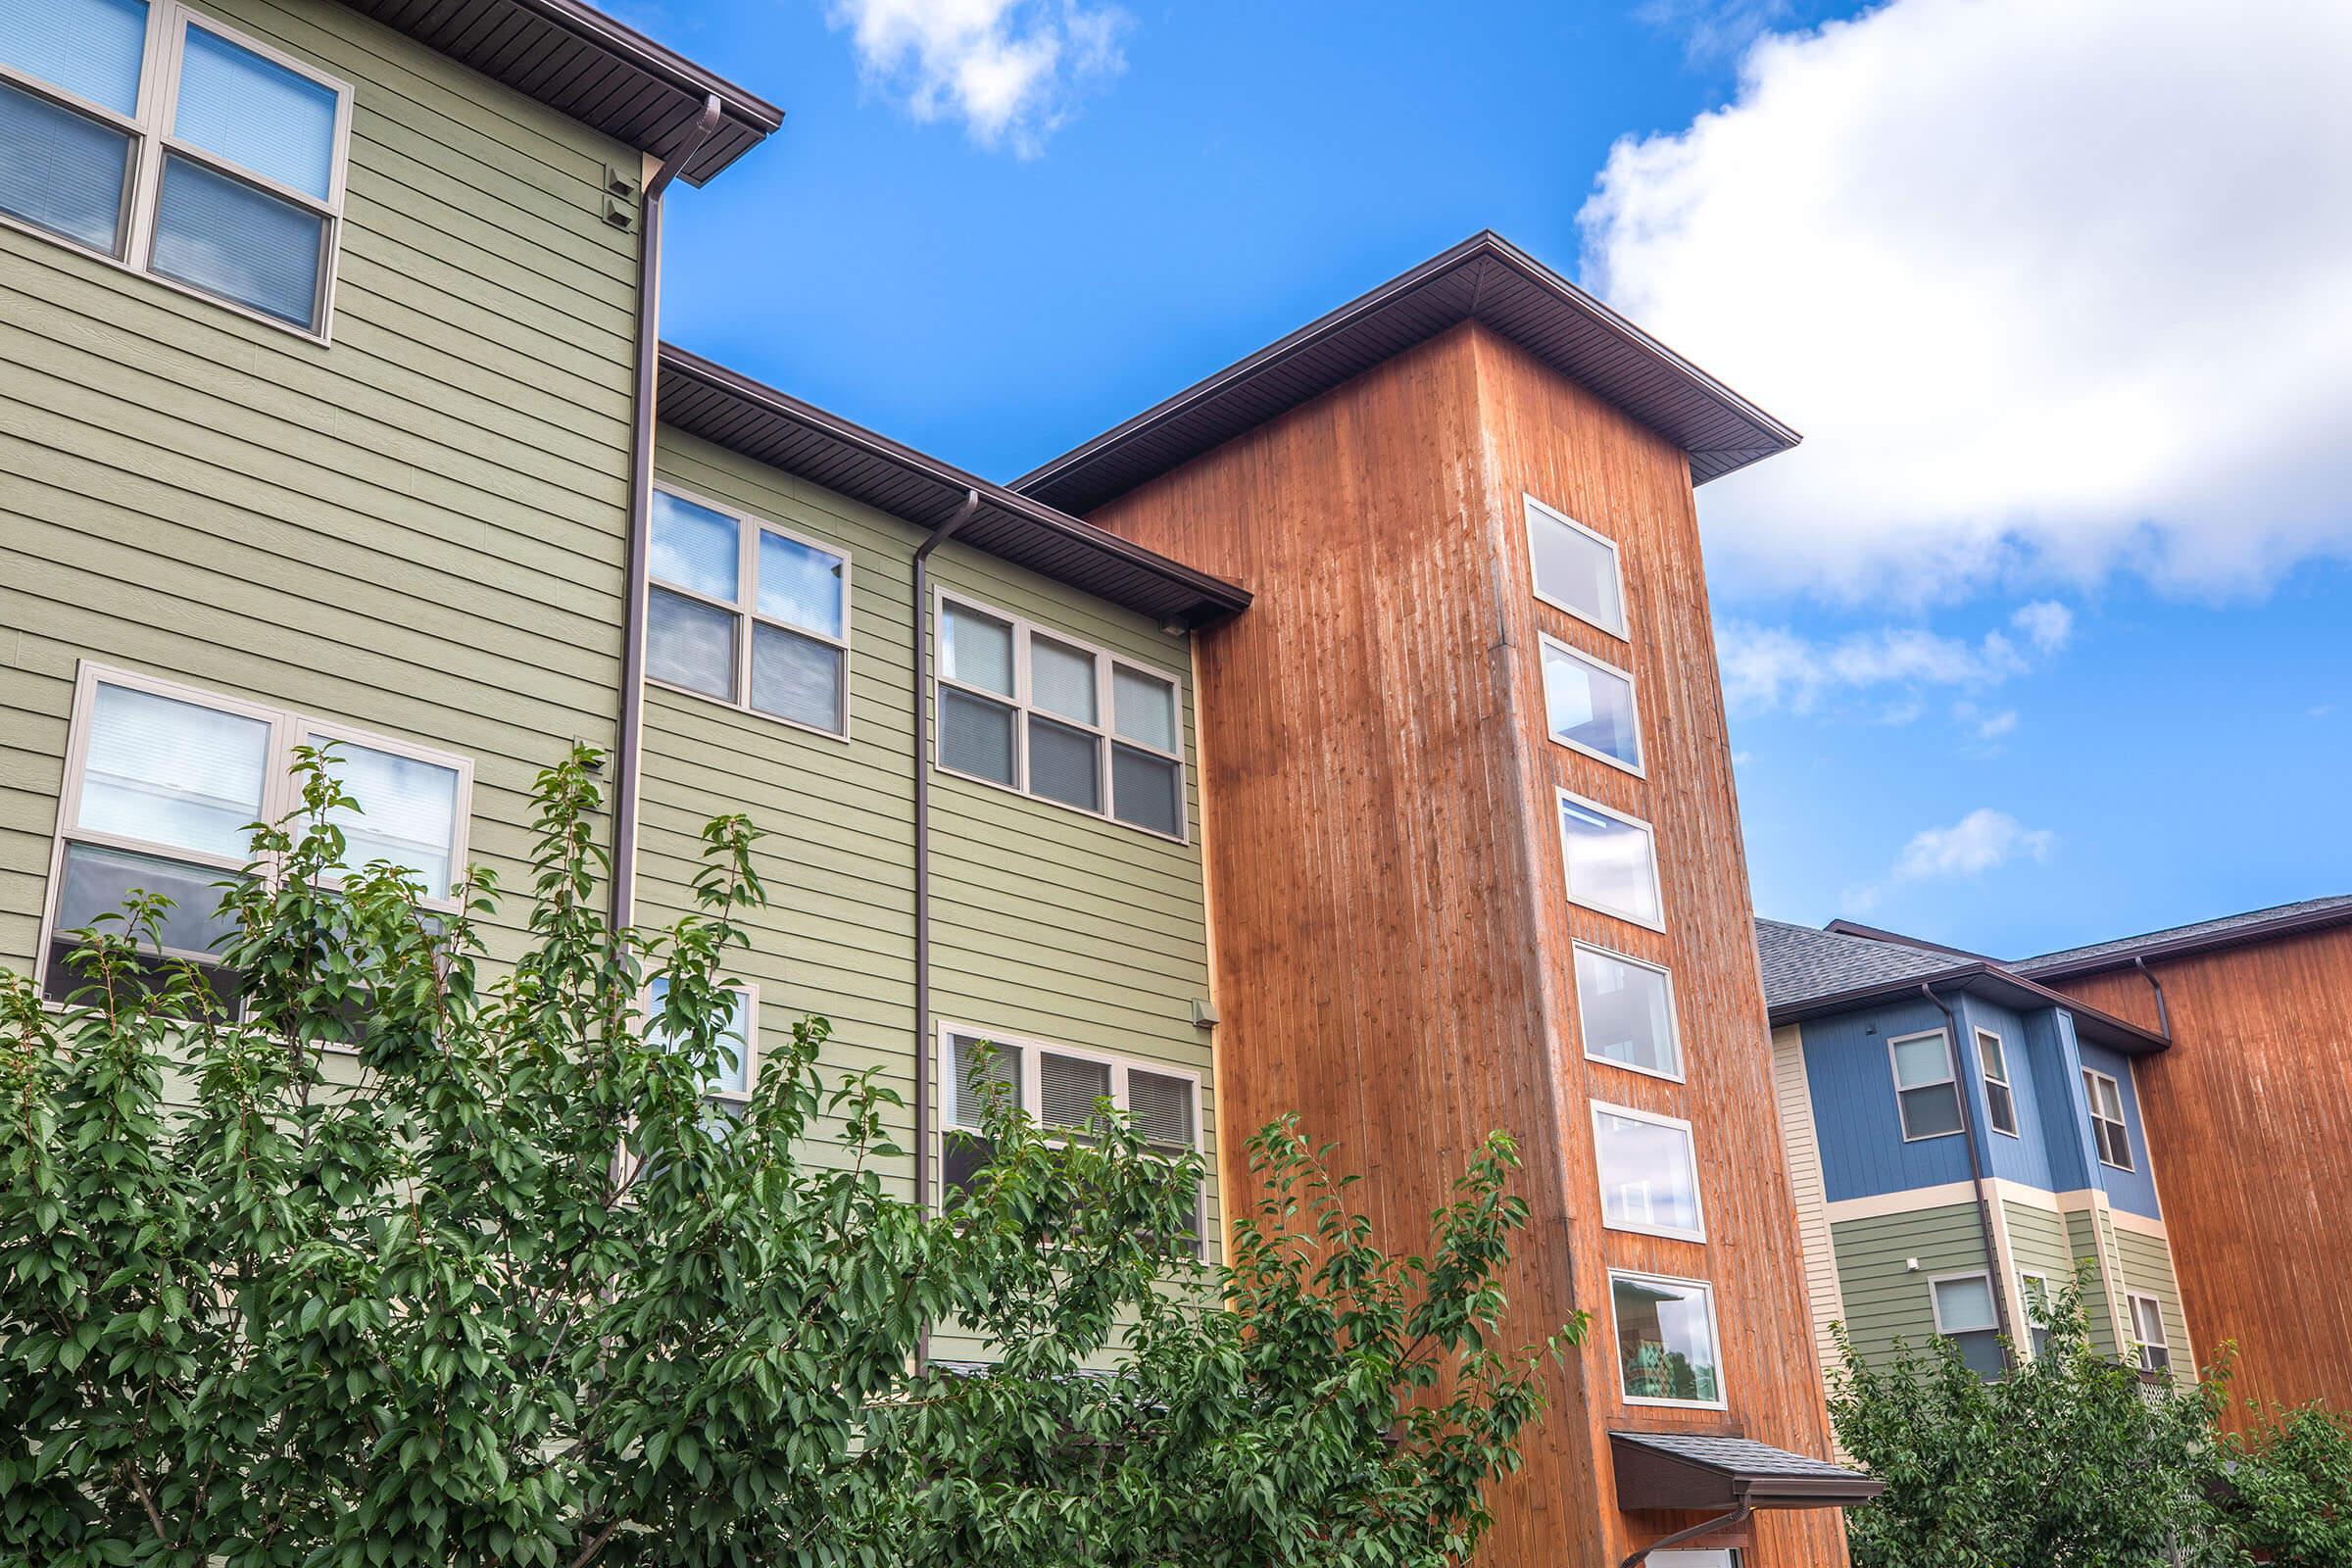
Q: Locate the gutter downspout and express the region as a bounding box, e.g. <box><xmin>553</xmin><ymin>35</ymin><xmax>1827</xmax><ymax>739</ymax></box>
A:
<box><xmin>611</xmin><ymin>94</ymin><xmax>723</xmax><ymax>932</ymax></box>
<box><xmin>910</xmin><ymin>489</ymin><xmax>981</xmax><ymax>1369</ymax></box>
<box><xmin>2132</xmin><ymin>956</ymin><xmax>2173</xmax><ymax>1039</ymax></box>
<box><xmin>1621</xmin><ymin>1498</ymin><xmax>1753</xmax><ymax>1568</ymax></box>
<box><xmin>1922</xmin><ymin>982</ymin><xmax>2016</xmax><ymax>1370</ymax></box>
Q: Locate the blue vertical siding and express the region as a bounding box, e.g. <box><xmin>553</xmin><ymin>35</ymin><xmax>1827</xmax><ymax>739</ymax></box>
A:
<box><xmin>1952</xmin><ymin>995</ymin><xmax>2059</xmax><ymax>1191</ymax></box>
<box><xmin>2077</xmin><ymin>1038</ymin><xmax>2163</xmax><ymax>1219</ymax></box>
<box><xmin>2027</xmin><ymin>1008</ymin><xmax>2095</xmax><ymax>1193</ymax></box>
<box><xmin>1801</xmin><ymin>1000</ymin><xmax>1976</xmax><ymax>1202</ymax></box>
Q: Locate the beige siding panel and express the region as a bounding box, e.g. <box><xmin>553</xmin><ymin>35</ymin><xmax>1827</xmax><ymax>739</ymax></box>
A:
<box><xmin>1772</xmin><ymin>1023</ymin><xmax>1846</xmax><ymax>1388</ymax></box>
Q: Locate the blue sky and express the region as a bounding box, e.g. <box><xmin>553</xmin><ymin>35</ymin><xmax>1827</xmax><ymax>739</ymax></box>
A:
<box><xmin>643</xmin><ymin>0</ymin><xmax>2352</xmax><ymax>958</ymax></box>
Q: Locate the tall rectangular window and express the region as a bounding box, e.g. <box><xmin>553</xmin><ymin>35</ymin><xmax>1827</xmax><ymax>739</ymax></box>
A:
<box><xmin>1525</xmin><ymin>495</ymin><xmax>1626</xmax><ymax>637</ymax></box>
<box><xmin>1930</xmin><ymin>1272</ymin><xmax>2004</xmax><ymax>1379</ymax></box>
<box><xmin>644</xmin><ymin>975</ymin><xmax>756</xmax><ymax>1103</ymax></box>
<box><xmin>1540</xmin><ymin>635</ymin><xmax>1642</xmax><ymax>773</ymax></box>
<box><xmin>1556</xmin><ymin>789</ymin><xmax>1664</xmax><ymax>930</ymax></box>
<box><xmin>1591</xmin><ymin>1102</ymin><xmax>1704</xmax><ymax>1242</ymax></box>
<box><xmin>1573</xmin><ymin>943</ymin><xmax>1681</xmax><ymax>1080</ymax></box>
<box><xmin>2128</xmin><ymin>1293</ymin><xmax>2171</xmax><ymax>1375</ymax></box>
<box><xmin>1611</xmin><ymin>1271</ymin><xmax>1724</xmax><ymax>1407</ymax></box>
<box><xmin>646</xmin><ymin>487</ymin><xmax>852</xmax><ymax>737</ymax></box>
<box><xmin>1977</xmin><ymin>1028</ymin><xmax>2018</xmax><ymax>1136</ymax></box>
<box><xmin>1888</xmin><ymin>1029</ymin><xmax>1963</xmax><ymax>1141</ymax></box>
<box><xmin>934</xmin><ymin>592</ymin><xmax>1186</xmax><ymax>841</ymax></box>
<box><xmin>2019</xmin><ymin>1272</ymin><xmax>2055</xmax><ymax>1360</ymax></box>
<box><xmin>2083</xmin><ymin>1069</ymin><xmax>2132</xmax><ymax>1170</ymax></box>
<box><xmin>0</xmin><ymin>1</ymin><xmax>351</xmax><ymax>334</ymax></box>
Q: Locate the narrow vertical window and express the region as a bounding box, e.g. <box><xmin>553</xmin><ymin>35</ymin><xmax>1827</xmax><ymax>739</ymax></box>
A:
<box><xmin>1889</xmin><ymin>1030</ymin><xmax>1963</xmax><ymax>1140</ymax></box>
<box><xmin>1525</xmin><ymin>495</ymin><xmax>1626</xmax><ymax>637</ymax></box>
<box><xmin>645</xmin><ymin>975</ymin><xmax>756</xmax><ymax>1103</ymax></box>
<box><xmin>2128</xmin><ymin>1293</ymin><xmax>2171</xmax><ymax>1374</ymax></box>
<box><xmin>1977</xmin><ymin>1029</ymin><xmax>2018</xmax><ymax>1136</ymax></box>
<box><xmin>2083</xmin><ymin>1069</ymin><xmax>2133</xmax><ymax>1170</ymax></box>
<box><xmin>2018</xmin><ymin>1272</ymin><xmax>2054</xmax><ymax>1359</ymax></box>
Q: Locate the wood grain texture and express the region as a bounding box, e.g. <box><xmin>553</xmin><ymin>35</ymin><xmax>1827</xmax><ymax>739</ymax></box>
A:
<box><xmin>1087</xmin><ymin>320</ymin><xmax>1848</xmax><ymax>1567</ymax></box>
<box><xmin>2047</xmin><ymin>926</ymin><xmax>2352</xmax><ymax>1422</ymax></box>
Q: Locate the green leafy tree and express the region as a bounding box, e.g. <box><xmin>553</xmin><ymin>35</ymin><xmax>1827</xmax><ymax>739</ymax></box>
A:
<box><xmin>0</xmin><ymin>746</ymin><xmax>1574</xmax><ymax>1568</ymax></box>
<box><xmin>2214</xmin><ymin>1400</ymin><xmax>2352</xmax><ymax>1568</ymax></box>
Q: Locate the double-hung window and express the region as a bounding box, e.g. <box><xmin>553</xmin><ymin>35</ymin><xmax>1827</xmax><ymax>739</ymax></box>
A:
<box><xmin>646</xmin><ymin>487</ymin><xmax>852</xmax><ymax>737</ymax></box>
<box><xmin>2127</xmin><ymin>1293</ymin><xmax>2171</xmax><ymax>1375</ymax></box>
<box><xmin>1930</xmin><ymin>1272</ymin><xmax>2004</xmax><ymax>1378</ymax></box>
<box><xmin>934</xmin><ymin>593</ymin><xmax>1186</xmax><ymax>840</ymax></box>
<box><xmin>2083</xmin><ymin>1068</ymin><xmax>2133</xmax><ymax>1170</ymax></box>
<box><xmin>0</xmin><ymin>0</ymin><xmax>352</xmax><ymax>334</ymax></box>
<box><xmin>1541</xmin><ymin>635</ymin><xmax>1643</xmax><ymax>773</ymax></box>
<box><xmin>42</xmin><ymin>664</ymin><xmax>469</xmax><ymax>1011</ymax></box>
<box><xmin>2018</xmin><ymin>1271</ymin><xmax>2055</xmax><ymax>1359</ymax></box>
<box><xmin>1573</xmin><ymin>943</ymin><xmax>1682</xmax><ymax>1080</ymax></box>
<box><xmin>1888</xmin><ymin>1029</ymin><xmax>1963</xmax><ymax>1140</ymax></box>
<box><xmin>1591</xmin><ymin>1102</ymin><xmax>1704</xmax><ymax>1242</ymax></box>
<box><xmin>644</xmin><ymin>975</ymin><xmax>756</xmax><ymax>1105</ymax></box>
<box><xmin>1977</xmin><ymin>1028</ymin><xmax>2019</xmax><ymax>1136</ymax></box>
<box><xmin>1525</xmin><ymin>495</ymin><xmax>1627</xmax><ymax>637</ymax></box>
<box><xmin>1555</xmin><ymin>789</ymin><xmax>1664</xmax><ymax>930</ymax></box>
<box><xmin>1610</xmin><ymin>1270</ymin><xmax>1724</xmax><ymax>1407</ymax></box>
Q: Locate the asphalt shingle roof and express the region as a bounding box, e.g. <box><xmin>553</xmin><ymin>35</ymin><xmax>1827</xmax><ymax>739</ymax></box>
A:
<box><xmin>1610</xmin><ymin>1430</ymin><xmax>1872</xmax><ymax>1484</ymax></box>
<box><xmin>1755</xmin><ymin>917</ymin><xmax>1963</xmax><ymax>1008</ymax></box>
<box><xmin>2015</xmin><ymin>895</ymin><xmax>2352</xmax><ymax>975</ymax></box>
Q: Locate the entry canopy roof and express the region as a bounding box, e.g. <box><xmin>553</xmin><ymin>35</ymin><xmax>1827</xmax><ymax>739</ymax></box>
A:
<box><xmin>1610</xmin><ymin>1431</ymin><xmax>1885</xmax><ymax>1512</ymax></box>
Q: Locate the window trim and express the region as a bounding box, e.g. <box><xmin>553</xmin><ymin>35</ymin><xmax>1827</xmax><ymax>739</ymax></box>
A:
<box><xmin>0</xmin><ymin>0</ymin><xmax>355</xmax><ymax>341</ymax></box>
<box><xmin>1524</xmin><ymin>494</ymin><xmax>1630</xmax><ymax>640</ymax></box>
<box><xmin>643</xmin><ymin>976</ymin><xmax>760</xmax><ymax>1103</ymax></box>
<box><xmin>1537</xmin><ymin>631</ymin><xmax>1645</xmax><ymax>777</ymax></box>
<box><xmin>2018</xmin><ymin>1269</ymin><xmax>2056</xmax><ymax>1357</ymax></box>
<box><xmin>1608</xmin><ymin>1268</ymin><xmax>1729</xmax><ymax>1411</ymax></box>
<box><xmin>2083</xmin><ymin>1067</ymin><xmax>2134</xmax><ymax>1171</ymax></box>
<box><xmin>1976</xmin><ymin>1027</ymin><xmax>2019</xmax><ymax>1138</ymax></box>
<box><xmin>1590</xmin><ymin>1099</ymin><xmax>1707</xmax><ymax>1244</ymax></box>
<box><xmin>1553</xmin><ymin>786</ymin><xmax>1666</xmax><ymax>932</ymax></box>
<box><xmin>1571</xmin><ymin>940</ymin><xmax>1684</xmax><ymax>1083</ymax></box>
<box><xmin>1886</xmin><ymin>1027</ymin><xmax>1964</xmax><ymax>1143</ymax></box>
<box><xmin>38</xmin><ymin>661</ymin><xmax>474</xmax><ymax>1007</ymax></box>
<box><xmin>2126</xmin><ymin>1291</ymin><xmax>2170</xmax><ymax>1373</ymax></box>
<box><xmin>930</xmin><ymin>587</ymin><xmax>1189</xmax><ymax>844</ymax></box>
<box><xmin>644</xmin><ymin>482</ymin><xmax>855</xmax><ymax>742</ymax></box>
<box><xmin>1928</xmin><ymin>1269</ymin><xmax>2000</xmax><ymax>1336</ymax></box>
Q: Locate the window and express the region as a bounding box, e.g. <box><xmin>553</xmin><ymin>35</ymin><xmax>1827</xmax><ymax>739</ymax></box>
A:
<box><xmin>2019</xmin><ymin>1271</ymin><xmax>2055</xmax><ymax>1359</ymax></box>
<box><xmin>1525</xmin><ymin>495</ymin><xmax>1626</xmax><ymax>637</ymax></box>
<box><xmin>1930</xmin><ymin>1272</ymin><xmax>2004</xmax><ymax>1378</ymax></box>
<box><xmin>1574</xmin><ymin>943</ymin><xmax>1682</xmax><ymax>1080</ymax></box>
<box><xmin>1977</xmin><ymin>1028</ymin><xmax>2018</xmax><ymax>1137</ymax></box>
<box><xmin>645</xmin><ymin>488</ymin><xmax>852</xmax><ymax>737</ymax></box>
<box><xmin>644</xmin><ymin>975</ymin><xmax>756</xmax><ymax>1102</ymax></box>
<box><xmin>1555</xmin><ymin>789</ymin><xmax>1664</xmax><ymax>930</ymax></box>
<box><xmin>1888</xmin><ymin>1029</ymin><xmax>1963</xmax><ymax>1141</ymax></box>
<box><xmin>1649</xmin><ymin>1554</ymin><xmax>1741</xmax><ymax>1568</ymax></box>
<box><xmin>1611</xmin><ymin>1271</ymin><xmax>1724</xmax><ymax>1407</ymax></box>
<box><xmin>1540</xmin><ymin>635</ymin><xmax>1642</xmax><ymax>773</ymax></box>
<box><xmin>934</xmin><ymin>593</ymin><xmax>1186</xmax><ymax>840</ymax></box>
<box><xmin>940</xmin><ymin>1025</ymin><xmax>1203</xmax><ymax>1250</ymax></box>
<box><xmin>2128</xmin><ymin>1293</ymin><xmax>2171</xmax><ymax>1375</ymax></box>
<box><xmin>1592</xmin><ymin>1102</ymin><xmax>1704</xmax><ymax>1242</ymax></box>
<box><xmin>40</xmin><ymin>664</ymin><xmax>469</xmax><ymax>1011</ymax></box>
<box><xmin>2083</xmin><ymin>1068</ymin><xmax>2133</xmax><ymax>1170</ymax></box>
<box><xmin>0</xmin><ymin>0</ymin><xmax>351</xmax><ymax>334</ymax></box>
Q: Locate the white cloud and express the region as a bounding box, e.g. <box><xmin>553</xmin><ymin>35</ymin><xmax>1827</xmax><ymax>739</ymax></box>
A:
<box><xmin>1958</xmin><ymin>704</ymin><xmax>2017</xmax><ymax>742</ymax></box>
<box><xmin>1637</xmin><ymin>0</ymin><xmax>1792</xmax><ymax>62</ymax></box>
<box><xmin>827</xmin><ymin>0</ymin><xmax>1127</xmax><ymax>155</ymax></box>
<box><xmin>1718</xmin><ymin>601</ymin><xmax>2068</xmax><ymax>714</ymax></box>
<box><xmin>2008</xmin><ymin>600</ymin><xmax>2072</xmax><ymax>656</ymax></box>
<box><xmin>1892</xmin><ymin>808</ymin><xmax>2053</xmax><ymax>882</ymax></box>
<box><xmin>1580</xmin><ymin>0</ymin><xmax>2352</xmax><ymax>604</ymax></box>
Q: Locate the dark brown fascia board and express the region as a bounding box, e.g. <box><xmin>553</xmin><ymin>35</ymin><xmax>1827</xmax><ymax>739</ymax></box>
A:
<box><xmin>1607</xmin><ymin>1434</ymin><xmax>1884</xmax><ymax>1512</ymax></box>
<box><xmin>1768</xmin><ymin>961</ymin><xmax>2171</xmax><ymax>1055</ymax></box>
<box><xmin>657</xmin><ymin>344</ymin><xmax>1252</xmax><ymax>623</ymax></box>
<box><xmin>2018</xmin><ymin>900</ymin><xmax>2352</xmax><ymax>981</ymax></box>
<box><xmin>1009</xmin><ymin>229</ymin><xmax>1801</xmax><ymax>512</ymax></box>
<box><xmin>1823</xmin><ymin>918</ymin><xmax>1995</xmax><ymax>962</ymax></box>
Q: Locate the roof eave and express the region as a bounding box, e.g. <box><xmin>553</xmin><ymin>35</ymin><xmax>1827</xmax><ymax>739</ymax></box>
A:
<box><xmin>2020</xmin><ymin>901</ymin><xmax>2352</xmax><ymax>981</ymax></box>
<box><xmin>1767</xmin><ymin>962</ymin><xmax>2170</xmax><ymax>1054</ymax></box>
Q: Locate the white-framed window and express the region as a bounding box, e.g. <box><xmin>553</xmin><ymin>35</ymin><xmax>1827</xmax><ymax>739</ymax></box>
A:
<box><xmin>1887</xmin><ymin>1029</ymin><xmax>1963</xmax><ymax>1141</ymax></box>
<box><xmin>1539</xmin><ymin>634</ymin><xmax>1642</xmax><ymax>774</ymax></box>
<box><xmin>38</xmin><ymin>662</ymin><xmax>470</xmax><ymax>1010</ymax></box>
<box><xmin>643</xmin><ymin>975</ymin><xmax>757</xmax><ymax>1104</ymax></box>
<box><xmin>1573</xmin><ymin>942</ymin><xmax>1682</xmax><ymax>1081</ymax></box>
<box><xmin>939</xmin><ymin>1022</ymin><xmax>1203</xmax><ymax>1250</ymax></box>
<box><xmin>1929</xmin><ymin>1271</ymin><xmax>2004</xmax><ymax>1378</ymax></box>
<box><xmin>1610</xmin><ymin>1270</ymin><xmax>1725</xmax><ymax>1408</ymax></box>
<box><xmin>1591</xmin><ymin>1101</ymin><xmax>1704</xmax><ymax>1242</ymax></box>
<box><xmin>2018</xmin><ymin>1270</ymin><xmax>2056</xmax><ymax>1359</ymax></box>
<box><xmin>932</xmin><ymin>591</ymin><xmax>1187</xmax><ymax>841</ymax></box>
<box><xmin>2083</xmin><ymin>1068</ymin><xmax>2133</xmax><ymax>1171</ymax></box>
<box><xmin>1554</xmin><ymin>788</ymin><xmax>1664</xmax><ymax>931</ymax></box>
<box><xmin>2128</xmin><ymin>1292</ymin><xmax>2171</xmax><ymax>1375</ymax></box>
<box><xmin>1977</xmin><ymin>1028</ymin><xmax>2019</xmax><ymax>1137</ymax></box>
<box><xmin>1649</xmin><ymin>1554</ymin><xmax>1742</xmax><ymax>1568</ymax></box>
<box><xmin>645</xmin><ymin>486</ymin><xmax>853</xmax><ymax>738</ymax></box>
<box><xmin>1524</xmin><ymin>495</ymin><xmax>1627</xmax><ymax>638</ymax></box>
<box><xmin>0</xmin><ymin>0</ymin><xmax>354</xmax><ymax>336</ymax></box>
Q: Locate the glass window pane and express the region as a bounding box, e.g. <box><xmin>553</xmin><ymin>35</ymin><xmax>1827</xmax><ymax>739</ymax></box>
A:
<box><xmin>1890</xmin><ymin>1034</ymin><xmax>1950</xmax><ymax>1089</ymax></box>
<box><xmin>1028</xmin><ymin>716</ymin><xmax>1101</xmax><ymax>811</ymax></box>
<box><xmin>1</xmin><ymin>0</ymin><xmax>147</xmax><ymax>114</ymax></box>
<box><xmin>1557</xmin><ymin>797</ymin><xmax>1660</xmax><ymax>926</ymax></box>
<box><xmin>1129</xmin><ymin>1068</ymin><xmax>1194</xmax><ymax>1150</ymax></box>
<box><xmin>1527</xmin><ymin>501</ymin><xmax>1625</xmax><ymax>635</ymax></box>
<box><xmin>1613</xmin><ymin>1274</ymin><xmax>1720</xmax><ymax>1403</ymax></box>
<box><xmin>1899</xmin><ymin>1083</ymin><xmax>1964</xmax><ymax>1140</ymax></box>
<box><xmin>172</xmin><ymin>23</ymin><xmax>338</xmax><ymax>200</ymax></box>
<box><xmin>1112</xmin><ymin>665</ymin><xmax>1178</xmax><ymax>752</ymax></box>
<box><xmin>941</xmin><ymin>602</ymin><xmax>1013</xmax><ymax>696</ymax></box>
<box><xmin>647</xmin><ymin>586</ymin><xmax>736</xmax><ymax>701</ymax></box>
<box><xmin>951</xmin><ymin>1034</ymin><xmax>1019</xmax><ymax>1128</ymax></box>
<box><xmin>756</xmin><ymin>529</ymin><xmax>844</xmax><ymax>639</ymax></box>
<box><xmin>315</xmin><ymin>737</ymin><xmax>459</xmax><ymax>900</ymax></box>
<box><xmin>53</xmin><ymin>841</ymin><xmax>239</xmax><ymax>958</ymax></box>
<box><xmin>0</xmin><ymin>77</ymin><xmax>132</xmax><ymax>251</ymax></box>
<box><xmin>647</xmin><ymin>975</ymin><xmax>752</xmax><ymax>1098</ymax></box>
<box><xmin>149</xmin><ymin>153</ymin><xmax>324</xmax><ymax>327</ymax></box>
<box><xmin>751</xmin><ymin>622</ymin><xmax>844</xmax><ymax>733</ymax></box>
<box><xmin>1111</xmin><ymin>745</ymin><xmax>1181</xmax><ymax>837</ymax></box>
<box><xmin>1542</xmin><ymin>641</ymin><xmax>1641</xmax><ymax>767</ymax></box>
<box><xmin>650</xmin><ymin>490</ymin><xmax>739</xmax><ymax>602</ymax></box>
<box><xmin>1593</xmin><ymin>1109</ymin><xmax>1702</xmax><ymax>1238</ymax></box>
<box><xmin>1029</xmin><ymin>636</ymin><xmax>1097</xmax><ymax>724</ymax></box>
<box><xmin>1574</xmin><ymin>947</ymin><xmax>1678</xmax><ymax>1076</ymax></box>
<box><xmin>940</xmin><ymin>688</ymin><xmax>1015</xmax><ymax>785</ymax></box>
<box><xmin>1038</xmin><ymin>1051</ymin><xmax>1110</xmax><ymax>1132</ymax></box>
<box><xmin>1933</xmin><ymin>1275</ymin><xmax>1997</xmax><ymax>1333</ymax></box>
<box><xmin>1978</xmin><ymin>1033</ymin><xmax>2009</xmax><ymax>1083</ymax></box>
<box><xmin>78</xmin><ymin>680</ymin><xmax>270</xmax><ymax>859</ymax></box>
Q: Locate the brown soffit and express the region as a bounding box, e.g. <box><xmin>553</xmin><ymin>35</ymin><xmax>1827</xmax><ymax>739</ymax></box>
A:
<box><xmin>1609</xmin><ymin>1432</ymin><xmax>1884</xmax><ymax>1512</ymax></box>
<box><xmin>1766</xmin><ymin>961</ymin><xmax>2172</xmax><ymax>1056</ymax></box>
<box><xmin>1009</xmin><ymin>229</ymin><xmax>1801</xmax><ymax>515</ymax></box>
<box><xmin>657</xmin><ymin>345</ymin><xmax>1252</xmax><ymax>628</ymax></box>
<box><xmin>338</xmin><ymin>0</ymin><xmax>781</xmax><ymax>185</ymax></box>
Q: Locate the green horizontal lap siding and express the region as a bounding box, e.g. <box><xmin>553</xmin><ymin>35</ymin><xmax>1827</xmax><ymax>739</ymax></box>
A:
<box><xmin>1829</xmin><ymin>1203</ymin><xmax>1991</xmax><ymax>1374</ymax></box>
<box><xmin>2114</xmin><ymin>1227</ymin><xmax>2193</xmax><ymax>1379</ymax></box>
<box><xmin>0</xmin><ymin>0</ymin><xmax>640</xmax><ymax>989</ymax></box>
<box><xmin>2065</xmin><ymin>1208</ymin><xmax>2125</xmax><ymax>1359</ymax></box>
